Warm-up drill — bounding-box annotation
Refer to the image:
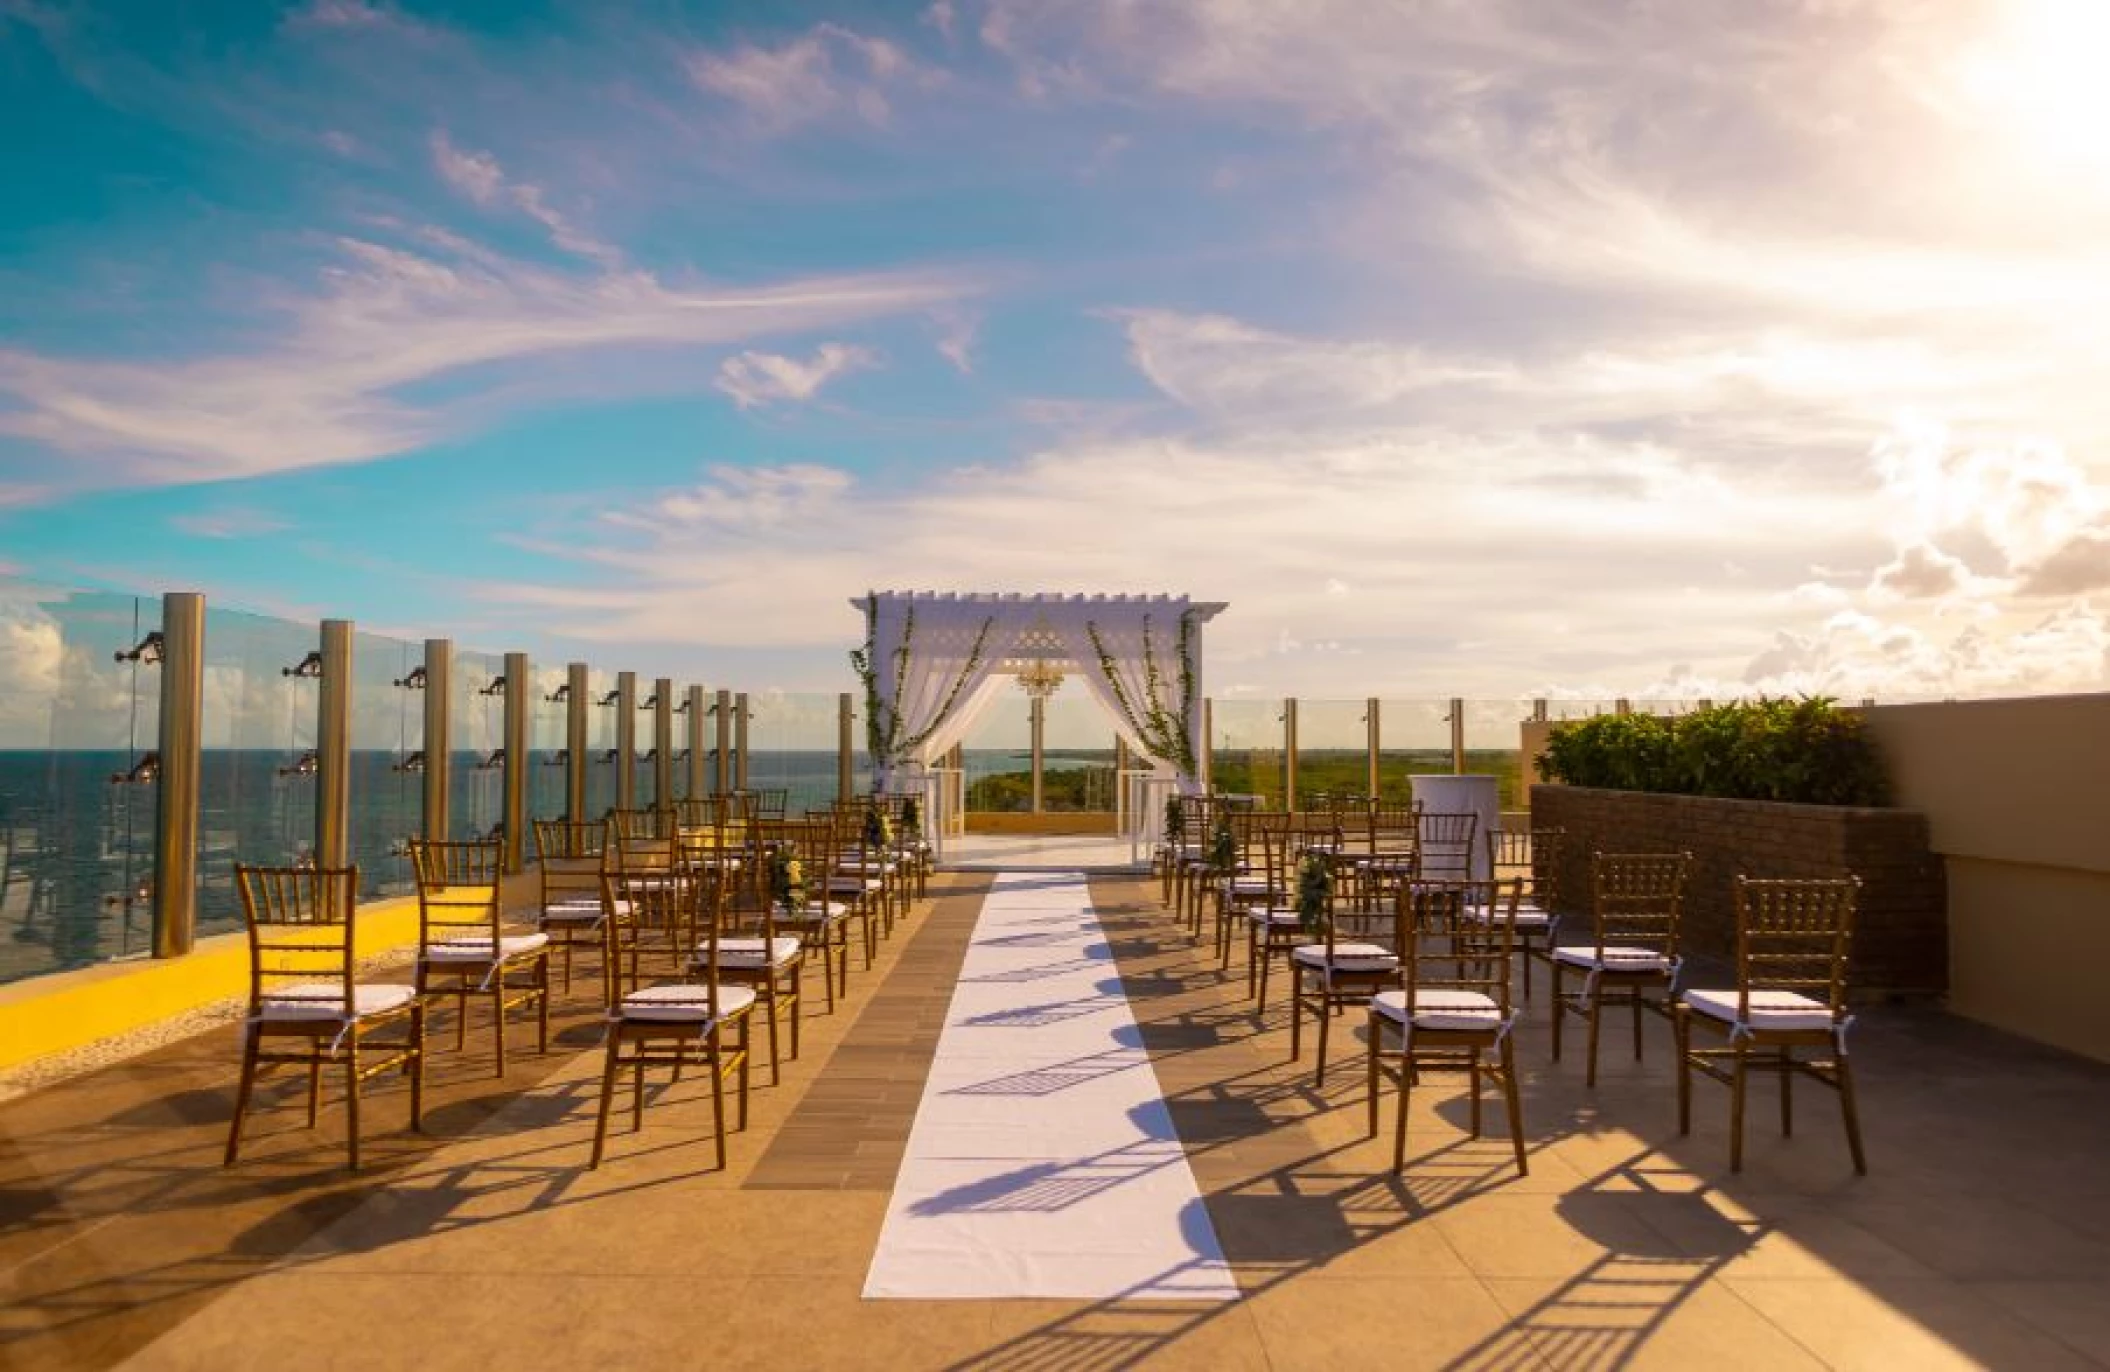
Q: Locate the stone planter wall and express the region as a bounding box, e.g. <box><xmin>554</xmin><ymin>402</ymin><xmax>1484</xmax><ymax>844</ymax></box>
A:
<box><xmin>1530</xmin><ymin>784</ymin><xmax>1947</xmax><ymax>995</ymax></box>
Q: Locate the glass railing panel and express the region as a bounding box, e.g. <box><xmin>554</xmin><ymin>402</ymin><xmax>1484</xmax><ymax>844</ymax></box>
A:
<box><xmin>848</xmin><ymin>699</ymin><xmax>874</xmax><ymax>798</ymax></box>
<box><xmin>1459</xmin><ymin>698</ymin><xmax>1536</xmax><ymax>811</ymax></box>
<box><xmin>197</xmin><ymin>608</ymin><xmax>324</xmax><ymax>938</ymax></box>
<box><xmin>1209</xmin><ymin>697</ymin><xmax>1284</xmax><ymax>806</ymax></box>
<box><xmin>449</xmin><ymin>650</ymin><xmax>504</xmax><ymax>842</ymax></box>
<box><xmin>0</xmin><ymin>580</ymin><xmax>161</xmax><ymax>983</ymax></box>
<box><xmin>1040</xmin><ymin>690</ymin><xmax>1115</xmax><ymax>812</ymax></box>
<box><xmin>747</xmin><ymin>690</ymin><xmax>840</xmax><ymax>815</ymax></box>
<box><xmin>1375</xmin><ymin>698</ymin><xmax>1452</xmax><ymax>804</ymax></box>
<box><xmin>529</xmin><ymin>663</ymin><xmax>568</xmax><ymax>824</ymax></box>
<box><xmin>1294</xmin><ymin>698</ymin><xmax>1369</xmax><ymax>809</ymax></box>
<box><xmin>585</xmin><ymin>671</ymin><xmax>617</xmax><ymax>819</ymax></box>
<box><xmin>350</xmin><ymin>630</ymin><xmax>421</xmax><ymax>898</ymax></box>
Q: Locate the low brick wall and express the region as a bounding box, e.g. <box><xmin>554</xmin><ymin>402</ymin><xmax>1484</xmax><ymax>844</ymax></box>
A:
<box><xmin>1530</xmin><ymin>785</ymin><xmax>1947</xmax><ymax>995</ymax></box>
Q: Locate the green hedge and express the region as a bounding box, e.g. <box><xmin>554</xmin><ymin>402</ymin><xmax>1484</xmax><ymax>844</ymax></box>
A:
<box><xmin>1536</xmin><ymin>698</ymin><xmax>1889</xmax><ymax>807</ymax></box>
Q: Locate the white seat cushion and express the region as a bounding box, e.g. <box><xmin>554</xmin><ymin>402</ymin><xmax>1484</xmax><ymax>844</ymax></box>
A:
<box><xmin>1552</xmin><ymin>944</ymin><xmax>1669</xmax><ymax>973</ymax></box>
<box><xmin>778</xmin><ymin>900</ymin><xmax>850</xmax><ymax>925</ymax></box>
<box><xmin>1683</xmin><ymin>988</ymin><xmax>1836</xmax><ymax>1033</ymax></box>
<box><xmin>1292</xmin><ymin>942</ymin><xmax>1399</xmax><ymax>973</ymax></box>
<box><xmin>1246</xmin><ymin>906</ymin><xmax>1303</xmax><ymax>927</ymax></box>
<box><xmin>826</xmin><ymin>875</ymin><xmax>884</xmax><ymax>893</ymax></box>
<box><xmin>618</xmin><ymin>983</ymin><xmax>757</xmax><ymax>1023</ymax></box>
<box><xmin>1372</xmin><ymin>988</ymin><xmax>1503</xmax><ymax>1031</ymax></box>
<box><xmin>541</xmin><ymin>898</ymin><xmax>615</xmax><ymax>926</ymax></box>
<box><xmin>259</xmin><ymin>982</ymin><xmax>416</xmax><ymax>1022</ymax></box>
<box><xmin>1224</xmin><ymin>878</ymin><xmax>1274</xmax><ymax>896</ymax></box>
<box><xmin>1461</xmin><ymin>900</ymin><xmax>1552</xmax><ymax>930</ymax></box>
<box><xmin>425</xmin><ymin>932</ymin><xmax>550</xmax><ymax>962</ymax></box>
<box><xmin>711</xmin><ymin>936</ymin><xmax>802</xmax><ymax>969</ymax></box>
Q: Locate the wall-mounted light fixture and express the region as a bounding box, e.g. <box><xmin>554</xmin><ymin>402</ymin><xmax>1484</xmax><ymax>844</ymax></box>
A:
<box><xmin>596</xmin><ymin>689</ymin><xmax>621</xmax><ymax>707</ymax></box>
<box><xmin>282</xmin><ymin>651</ymin><xmax>323</xmax><ymax>679</ymax></box>
<box><xmin>479</xmin><ymin>675</ymin><xmax>506</xmax><ymax>697</ymax></box>
<box><xmin>639</xmin><ymin>691</ymin><xmax>660</xmax><ymax>710</ymax></box>
<box><xmin>103</xmin><ymin>877</ymin><xmax>153</xmax><ymax>910</ymax></box>
<box><xmin>673</xmin><ymin>748</ymin><xmax>691</xmax><ymax>763</ymax></box>
<box><xmin>673</xmin><ymin>697</ymin><xmax>691</xmax><ymax>714</ymax></box>
<box><xmin>277</xmin><ymin>749</ymin><xmax>320</xmax><ymax>777</ymax></box>
<box><xmin>392</xmin><ymin>750</ymin><xmax>426</xmax><ymax>773</ymax></box>
<box><xmin>115</xmin><ymin>631</ymin><xmax>165</xmax><ymax>665</ymax></box>
<box><xmin>109</xmin><ymin>753</ymin><xmax>160</xmax><ymax>785</ymax></box>
<box><xmin>544</xmin><ymin>749</ymin><xmax>569</xmax><ymax>767</ymax></box>
<box><xmin>394</xmin><ymin>666</ymin><xmax>427</xmax><ymax>690</ymax></box>
<box><xmin>596</xmin><ymin>748</ymin><xmax>619</xmax><ymax>764</ymax></box>
<box><xmin>546</xmin><ymin>682</ymin><xmax>571</xmax><ymax>703</ymax></box>
<box><xmin>475</xmin><ymin>748</ymin><xmax>505</xmax><ymax>770</ymax></box>
<box><xmin>639</xmin><ymin>748</ymin><xmax>658</xmax><ymax>763</ymax></box>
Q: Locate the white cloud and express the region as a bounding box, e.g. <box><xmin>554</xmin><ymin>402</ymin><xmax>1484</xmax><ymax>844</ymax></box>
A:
<box><xmin>684</xmin><ymin>23</ymin><xmax>937</xmax><ymax>133</ymax></box>
<box><xmin>0</xmin><ymin>238</ymin><xmax>971</xmax><ymax>489</ymax></box>
<box><xmin>430</xmin><ymin>130</ymin><xmax>618</xmax><ymax>268</ymax></box>
<box><xmin>932</xmin><ymin>308</ymin><xmax>977</xmax><ymax>373</ymax></box>
<box><xmin>170</xmin><ymin>507</ymin><xmax>291</xmax><ymax>540</ymax></box>
<box><xmin>714</xmin><ymin>343</ymin><xmax>877</xmax><ymax>409</ymax></box>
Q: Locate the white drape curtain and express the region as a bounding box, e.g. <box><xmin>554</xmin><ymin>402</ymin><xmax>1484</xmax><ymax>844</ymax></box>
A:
<box><xmin>863</xmin><ymin>593</ymin><xmax>1206</xmax><ymax>793</ymax></box>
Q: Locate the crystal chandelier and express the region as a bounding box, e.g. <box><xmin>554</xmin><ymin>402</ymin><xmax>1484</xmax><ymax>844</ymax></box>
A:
<box><xmin>1014</xmin><ymin>660</ymin><xmax>1065</xmax><ymax>699</ymax></box>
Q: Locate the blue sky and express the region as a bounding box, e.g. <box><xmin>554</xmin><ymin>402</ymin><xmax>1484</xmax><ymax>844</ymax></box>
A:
<box><xmin>7</xmin><ymin>0</ymin><xmax>2110</xmax><ymax>708</ymax></box>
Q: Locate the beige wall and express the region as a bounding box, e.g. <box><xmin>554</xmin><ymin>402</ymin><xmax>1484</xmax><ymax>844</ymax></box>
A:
<box><xmin>1863</xmin><ymin>694</ymin><xmax>2110</xmax><ymax>1061</ymax></box>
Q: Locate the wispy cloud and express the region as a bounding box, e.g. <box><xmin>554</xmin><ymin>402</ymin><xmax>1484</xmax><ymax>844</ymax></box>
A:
<box><xmin>0</xmin><ymin>238</ymin><xmax>970</xmax><ymax>488</ymax></box>
<box><xmin>430</xmin><ymin>130</ymin><xmax>619</xmax><ymax>267</ymax></box>
<box><xmin>169</xmin><ymin>506</ymin><xmax>291</xmax><ymax>539</ymax></box>
<box><xmin>715</xmin><ymin>343</ymin><xmax>878</xmax><ymax>408</ymax></box>
<box><xmin>684</xmin><ymin>23</ymin><xmax>938</xmax><ymax>132</ymax></box>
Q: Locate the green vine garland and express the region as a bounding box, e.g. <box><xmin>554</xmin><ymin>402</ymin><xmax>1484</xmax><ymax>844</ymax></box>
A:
<box><xmin>848</xmin><ymin>595</ymin><xmax>995</xmax><ymax>772</ymax></box>
<box><xmin>1086</xmin><ymin>611</ymin><xmax>1199</xmax><ymax>775</ymax></box>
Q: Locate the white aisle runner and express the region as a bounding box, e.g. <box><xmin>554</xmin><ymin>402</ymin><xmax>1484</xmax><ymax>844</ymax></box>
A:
<box><xmin>863</xmin><ymin>871</ymin><xmax>1240</xmax><ymax>1300</ymax></box>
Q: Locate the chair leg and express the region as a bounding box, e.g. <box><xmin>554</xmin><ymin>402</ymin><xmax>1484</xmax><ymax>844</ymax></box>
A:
<box><xmin>1729</xmin><ymin>1041</ymin><xmax>1749</xmax><ymax>1172</ymax></box>
<box><xmin>225</xmin><ymin>1025</ymin><xmax>261</xmax><ymax>1166</ymax></box>
<box><xmin>709</xmin><ymin>1030</ymin><xmax>728</xmax><ymax>1171</ymax></box>
<box><xmin>1631</xmin><ymin>990</ymin><xmax>1645</xmax><ymax>1061</ymax></box>
<box><xmin>1288</xmin><ymin>976</ymin><xmax>1304</xmax><ymax>1061</ymax></box>
<box><xmin>763</xmin><ymin>984</ymin><xmax>782</xmax><ymax>1086</ymax></box>
<box><xmin>632</xmin><ymin>1059</ymin><xmax>646</xmax><ymax>1133</ymax></box>
<box><xmin>1469</xmin><ymin>1046</ymin><xmax>1484</xmax><ymax>1138</ymax></box>
<box><xmin>1366</xmin><ymin>1019</ymin><xmax>1382</xmax><ymax>1137</ymax></box>
<box><xmin>493</xmin><ymin>977</ymin><xmax>509</xmax><ymax>1078</ymax></box>
<box><xmin>1836</xmin><ymin>1045</ymin><xmax>1869</xmax><ymax>1175</ymax></box>
<box><xmin>590</xmin><ymin>1036</ymin><xmax>621</xmax><ymax>1167</ymax></box>
<box><xmin>1256</xmin><ymin>946</ymin><xmax>1274</xmax><ymax>1013</ymax></box>
<box><xmin>1584</xmin><ymin>980</ymin><xmax>1604</xmax><ymax>1087</ymax></box>
<box><xmin>1500</xmin><ymin>1037</ymin><xmax>1527</xmax><ymax>1175</ymax></box>
<box><xmin>1391</xmin><ymin>1048</ymin><xmax>1414</xmax><ymax>1172</ymax></box>
<box><xmin>1674</xmin><ymin>1007</ymin><xmax>1693</xmax><ymax>1136</ymax></box>
<box><xmin>343</xmin><ymin>1042</ymin><xmax>362</xmax><ymax>1172</ymax></box>
<box><xmin>1550</xmin><ymin>962</ymin><xmax>1565</xmax><ymax>1062</ymax></box>
<box><xmin>537</xmin><ymin>957</ymin><xmax>551</xmax><ymax>1054</ymax></box>
<box><xmin>789</xmin><ymin>966</ymin><xmax>803</xmax><ymax>1061</ymax></box>
<box><xmin>737</xmin><ymin>1015</ymin><xmax>753</xmax><ymax>1131</ymax></box>
<box><xmin>1314</xmin><ymin>988</ymin><xmax>1333</xmax><ymax>1087</ymax></box>
<box><xmin>1779</xmin><ymin>1046</ymin><xmax>1794</xmax><ymax>1137</ymax></box>
<box><xmin>307</xmin><ymin>1057</ymin><xmax>322</xmax><ymax>1129</ymax></box>
<box><xmin>408</xmin><ymin>1005</ymin><xmax>426</xmax><ymax>1132</ymax></box>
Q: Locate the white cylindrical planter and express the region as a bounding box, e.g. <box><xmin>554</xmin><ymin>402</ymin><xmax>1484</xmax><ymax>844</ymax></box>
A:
<box><xmin>1411</xmin><ymin>774</ymin><xmax>1501</xmax><ymax>881</ymax></box>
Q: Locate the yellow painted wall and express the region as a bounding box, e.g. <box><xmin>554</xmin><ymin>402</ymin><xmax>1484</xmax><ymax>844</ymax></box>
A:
<box><xmin>0</xmin><ymin>870</ymin><xmax>543</xmax><ymax>1073</ymax></box>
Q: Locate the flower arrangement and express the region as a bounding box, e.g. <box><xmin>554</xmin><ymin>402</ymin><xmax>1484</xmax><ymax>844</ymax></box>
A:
<box><xmin>900</xmin><ymin>795</ymin><xmax>922</xmax><ymax>842</ymax></box>
<box><xmin>1164</xmin><ymin>793</ymin><xmax>1185</xmax><ymax>841</ymax></box>
<box><xmin>1296</xmin><ymin>851</ymin><xmax>1333</xmax><ymax>936</ymax></box>
<box><xmin>766</xmin><ymin>842</ymin><xmax>806</xmax><ymax>916</ymax></box>
<box><xmin>1207</xmin><ymin>815</ymin><xmax>1238</xmax><ymax>876</ymax></box>
<box><xmin>863</xmin><ymin>803</ymin><xmax>893</xmax><ymax>853</ymax></box>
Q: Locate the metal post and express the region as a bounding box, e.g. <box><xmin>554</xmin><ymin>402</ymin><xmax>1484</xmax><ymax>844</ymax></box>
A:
<box><xmin>1030</xmin><ymin>696</ymin><xmax>1045</xmax><ymax>814</ymax></box>
<box><xmin>653</xmin><ymin>676</ymin><xmax>673</xmax><ymax>814</ymax></box>
<box><xmin>1201</xmin><ymin>698</ymin><xmax>1214</xmax><ymax>792</ymax></box>
<box><xmin>423</xmin><ymin>639</ymin><xmax>451</xmax><ymax>841</ymax></box>
<box><xmin>734</xmin><ymin>692</ymin><xmax>750</xmax><ymax>791</ymax></box>
<box><xmin>838</xmin><ymin>692</ymin><xmax>854</xmax><ymax>802</ymax></box>
<box><xmin>687</xmin><ymin>685</ymin><xmax>707</xmax><ymax>798</ymax></box>
<box><xmin>714</xmin><ymin>689</ymin><xmax>732</xmax><ymax>795</ymax></box>
<box><xmin>566</xmin><ymin>663</ymin><xmax>588</xmax><ymax>820</ymax></box>
<box><xmin>502</xmin><ymin>652</ymin><xmax>528</xmax><ymax>872</ymax></box>
<box><xmin>1283</xmin><ymin>697</ymin><xmax>1298</xmax><ymax>810</ymax></box>
<box><xmin>315</xmin><ymin>619</ymin><xmax>352</xmax><ymax>870</ymax></box>
<box><xmin>1449</xmin><ymin>696</ymin><xmax>1466</xmax><ymax>774</ymax></box>
<box><xmin>1532</xmin><ymin>698</ymin><xmax>1549</xmax><ymax>724</ymax></box>
<box><xmin>152</xmin><ymin>592</ymin><xmax>204</xmax><ymax>959</ymax></box>
<box><xmin>1365</xmin><ymin>696</ymin><xmax>1380</xmax><ymax>800</ymax></box>
<box><xmin>1114</xmin><ymin>736</ymin><xmax>1127</xmax><ymax>832</ymax></box>
<box><xmin>615</xmin><ymin>671</ymin><xmax>637</xmax><ymax>811</ymax></box>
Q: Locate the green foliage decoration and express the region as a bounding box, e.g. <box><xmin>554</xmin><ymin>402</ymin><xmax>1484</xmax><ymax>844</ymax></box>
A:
<box><xmin>1537</xmin><ymin>698</ymin><xmax>1890</xmax><ymax>807</ymax></box>
<box><xmin>766</xmin><ymin>842</ymin><xmax>806</xmax><ymax>915</ymax></box>
<box><xmin>1295</xmin><ymin>850</ymin><xmax>1333</xmax><ymax>936</ymax></box>
<box><xmin>849</xmin><ymin>594</ymin><xmax>995</xmax><ymax>772</ymax></box>
<box><xmin>1086</xmin><ymin>612</ymin><xmax>1199</xmax><ymax>775</ymax></box>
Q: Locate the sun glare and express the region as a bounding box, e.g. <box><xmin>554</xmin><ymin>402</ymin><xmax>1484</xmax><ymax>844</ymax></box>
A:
<box><xmin>1961</xmin><ymin>0</ymin><xmax>2110</xmax><ymax>179</ymax></box>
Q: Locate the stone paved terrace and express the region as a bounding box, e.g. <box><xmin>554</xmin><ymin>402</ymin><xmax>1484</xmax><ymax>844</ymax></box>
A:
<box><xmin>5</xmin><ymin>868</ymin><xmax>2110</xmax><ymax>1370</ymax></box>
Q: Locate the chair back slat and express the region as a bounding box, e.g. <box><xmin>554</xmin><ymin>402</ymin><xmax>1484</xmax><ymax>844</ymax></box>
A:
<box><xmin>237</xmin><ymin>864</ymin><xmax>360</xmax><ymax>1015</ymax></box>
<box><xmin>1416</xmin><ymin>810</ymin><xmax>1479</xmax><ymax>882</ymax></box>
<box><xmin>1735</xmin><ymin>876</ymin><xmax>1857</xmax><ymax>1015</ymax></box>
<box><xmin>1488</xmin><ymin>826</ymin><xmax>1564</xmax><ymax>912</ymax></box>
<box><xmin>1397</xmin><ymin>877</ymin><xmax>1519</xmax><ymax>1016</ymax></box>
<box><xmin>409</xmin><ymin>838</ymin><xmax>503</xmax><ymax>950</ymax></box>
<box><xmin>1590</xmin><ymin>851</ymin><xmax>1691</xmax><ymax>956</ymax></box>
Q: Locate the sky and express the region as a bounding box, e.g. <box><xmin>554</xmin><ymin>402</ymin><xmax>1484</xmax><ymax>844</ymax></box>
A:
<box><xmin>7</xmin><ymin>0</ymin><xmax>2110</xmax><ymax>710</ymax></box>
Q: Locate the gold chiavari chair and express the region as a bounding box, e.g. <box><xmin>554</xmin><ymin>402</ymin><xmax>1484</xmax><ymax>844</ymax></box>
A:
<box><xmin>1350</xmin><ymin>801</ymin><xmax>1420</xmax><ymax>912</ymax></box>
<box><xmin>1239</xmin><ymin>814</ymin><xmax>1310</xmax><ymax>1010</ymax></box>
<box><xmin>1483</xmin><ymin>826</ymin><xmax>1564</xmax><ymax>1000</ymax></box>
<box><xmin>1289</xmin><ymin>831</ymin><xmax>1400</xmax><ymax>1085</ymax></box>
<box><xmin>1212</xmin><ymin>808</ymin><xmax>1278</xmax><ymax>967</ymax></box>
<box><xmin>409</xmin><ymin>837</ymin><xmax>550</xmax><ymax>1076</ymax></box>
<box><xmin>756</xmin><ymin>816</ymin><xmax>861</xmax><ymax>1010</ymax></box>
<box><xmin>827</xmin><ymin>800</ymin><xmax>900</xmax><ymax>942</ymax></box>
<box><xmin>533</xmin><ymin>818</ymin><xmax>614</xmax><ymax>996</ymax></box>
<box><xmin>590</xmin><ymin>862</ymin><xmax>752</xmax><ymax>1169</ymax></box>
<box><xmin>1416</xmin><ymin>809</ymin><xmax>1479</xmax><ymax>883</ymax></box>
<box><xmin>1551</xmin><ymin>851</ymin><xmax>1691</xmax><ymax>1086</ymax></box>
<box><xmin>707</xmin><ymin>841</ymin><xmax>805</xmax><ymax>1086</ymax></box>
<box><xmin>1366</xmin><ymin>878</ymin><xmax>1528</xmax><ymax>1174</ymax></box>
<box><xmin>226</xmin><ymin>864</ymin><xmax>423</xmax><ymax>1171</ymax></box>
<box><xmin>1676</xmin><ymin>876</ymin><xmax>1866</xmax><ymax>1174</ymax></box>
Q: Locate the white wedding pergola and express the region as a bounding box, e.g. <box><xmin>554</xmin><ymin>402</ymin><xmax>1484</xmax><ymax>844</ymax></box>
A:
<box><xmin>849</xmin><ymin>592</ymin><xmax>1226</xmax><ymax>837</ymax></box>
